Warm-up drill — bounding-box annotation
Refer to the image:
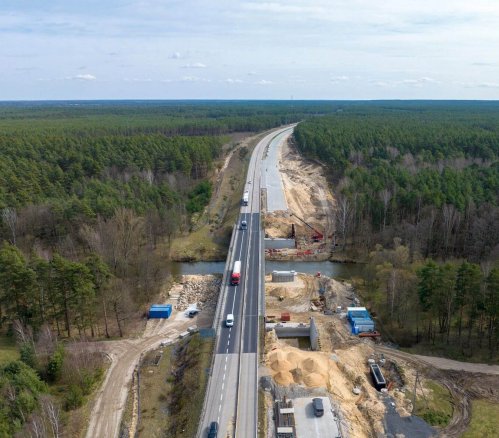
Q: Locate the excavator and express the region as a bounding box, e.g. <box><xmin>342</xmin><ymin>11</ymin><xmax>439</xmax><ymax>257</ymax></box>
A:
<box><xmin>289</xmin><ymin>213</ymin><xmax>324</xmax><ymax>242</ymax></box>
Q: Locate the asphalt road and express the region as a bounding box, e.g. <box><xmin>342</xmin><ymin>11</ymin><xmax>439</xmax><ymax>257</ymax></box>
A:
<box><xmin>198</xmin><ymin>126</ymin><xmax>295</xmax><ymax>438</ymax></box>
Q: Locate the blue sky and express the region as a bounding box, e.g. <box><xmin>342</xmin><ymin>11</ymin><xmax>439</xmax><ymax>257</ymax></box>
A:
<box><xmin>1</xmin><ymin>0</ymin><xmax>499</xmax><ymax>100</ymax></box>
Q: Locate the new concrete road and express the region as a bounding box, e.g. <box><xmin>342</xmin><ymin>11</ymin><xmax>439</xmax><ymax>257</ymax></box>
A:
<box><xmin>198</xmin><ymin>125</ymin><xmax>295</xmax><ymax>438</ymax></box>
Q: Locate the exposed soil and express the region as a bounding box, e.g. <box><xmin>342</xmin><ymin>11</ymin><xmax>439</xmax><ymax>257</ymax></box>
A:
<box><xmin>263</xmin><ymin>138</ymin><xmax>335</xmax><ymax>259</ymax></box>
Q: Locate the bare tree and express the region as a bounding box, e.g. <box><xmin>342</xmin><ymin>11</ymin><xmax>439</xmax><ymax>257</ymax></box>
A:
<box><xmin>442</xmin><ymin>204</ymin><xmax>460</xmax><ymax>258</ymax></box>
<box><xmin>26</xmin><ymin>413</ymin><xmax>47</xmax><ymax>438</ymax></box>
<box><xmin>12</xmin><ymin>319</ymin><xmax>34</xmax><ymax>345</ymax></box>
<box><xmin>380</xmin><ymin>189</ymin><xmax>392</xmax><ymax>231</ymax></box>
<box><xmin>41</xmin><ymin>396</ymin><xmax>61</xmax><ymax>438</ymax></box>
<box><xmin>2</xmin><ymin>207</ymin><xmax>17</xmax><ymax>245</ymax></box>
<box><xmin>335</xmin><ymin>194</ymin><xmax>352</xmax><ymax>250</ymax></box>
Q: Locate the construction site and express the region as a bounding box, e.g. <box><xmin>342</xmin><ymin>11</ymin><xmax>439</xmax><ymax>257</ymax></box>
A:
<box><xmin>259</xmin><ymin>133</ymin><xmax>499</xmax><ymax>438</ymax></box>
<box><xmin>262</xmin><ymin>135</ymin><xmax>335</xmax><ymax>261</ymax></box>
<box><xmin>261</xmin><ymin>271</ymin><xmax>438</xmax><ymax>438</ymax></box>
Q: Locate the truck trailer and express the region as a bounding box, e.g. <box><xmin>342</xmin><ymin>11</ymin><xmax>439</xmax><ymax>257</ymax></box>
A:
<box><xmin>242</xmin><ymin>191</ymin><xmax>249</xmax><ymax>206</ymax></box>
<box><xmin>231</xmin><ymin>260</ymin><xmax>242</xmax><ymax>285</ymax></box>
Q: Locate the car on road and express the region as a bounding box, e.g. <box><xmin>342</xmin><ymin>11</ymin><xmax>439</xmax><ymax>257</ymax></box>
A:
<box><xmin>240</xmin><ymin>220</ymin><xmax>247</xmax><ymax>230</ymax></box>
<box><xmin>312</xmin><ymin>398</ymin><xmax>324</xmax><ymax>417</ymax></box>
<box><xmin>226</xmin><ymin>313</ymin><xmax>234</xmax><ymax>327</ymax></box>
<box><xmin>207</xmin><ymin>421</ymin><xmax>218</xmax><ymax>437</ymax></box>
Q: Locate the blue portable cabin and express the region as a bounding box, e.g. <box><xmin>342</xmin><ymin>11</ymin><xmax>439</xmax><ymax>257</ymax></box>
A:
<box><xmin>149</xmin><ymin>304</ymin><xmax>172</xmax><ymax>319</ymax></box>
<box><xmin>347</xmin><ymin>307</ymin><xmax>370</xmax><ymax>324</ymax></box>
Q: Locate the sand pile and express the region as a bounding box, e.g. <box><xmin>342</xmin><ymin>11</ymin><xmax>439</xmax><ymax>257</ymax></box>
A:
<box><xmin>274</xmin><ymin>371</ymin><xmax>294</xmax><ymax>385</ymax></box>
<box><xmin>265</xmin><ymin>274</ymin><xmax>305</xmax><ymax>300</ymax></box>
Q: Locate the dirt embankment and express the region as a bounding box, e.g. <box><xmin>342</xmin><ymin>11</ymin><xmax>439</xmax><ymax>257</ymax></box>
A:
<box><xmin>264</xmin><ymin>138</ymin><xmax>335</xmax><ymax>259</ymax></box>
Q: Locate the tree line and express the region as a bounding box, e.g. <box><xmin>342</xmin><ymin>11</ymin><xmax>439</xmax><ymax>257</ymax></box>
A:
<box><xmin>294</xmin><ymin>104</ymin><xmax>499</xmax><ymax>262</ymax></box>
<box><xmin>365</xmin><ymin>241</ymin><xmax>499</xmax><ymax>359</ymax></box>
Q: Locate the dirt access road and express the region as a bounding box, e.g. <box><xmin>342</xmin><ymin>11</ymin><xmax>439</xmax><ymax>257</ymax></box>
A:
<box><xmin>85</xmin><ymin>315</ymin><xmax>194</xmax><ymax>438</ymax></box>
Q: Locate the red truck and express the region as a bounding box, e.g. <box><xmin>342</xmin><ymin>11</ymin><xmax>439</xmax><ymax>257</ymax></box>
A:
<box><xmin>231</xmin><ymin>260</ymin><xmax>241</xmax><ymax>285</ymax></box>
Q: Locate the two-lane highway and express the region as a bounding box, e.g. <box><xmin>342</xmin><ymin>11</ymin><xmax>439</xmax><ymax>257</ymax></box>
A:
<box><xmin>198</xmin><ymin>126</ymin><xmax>295</xmax><ymax>438</ymax></box>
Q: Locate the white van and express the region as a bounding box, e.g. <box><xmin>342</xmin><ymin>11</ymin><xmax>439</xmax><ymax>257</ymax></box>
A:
<box><xmin>226</xmin><ymin>314</ymin><xmax>234</xmax><ymax>327</ymax></box>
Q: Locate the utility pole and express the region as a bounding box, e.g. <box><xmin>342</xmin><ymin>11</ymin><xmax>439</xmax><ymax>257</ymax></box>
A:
<box><xmin>412</xmin><ymin>370</ymin><xmax>419</xmax><ymax>413</ymax></box>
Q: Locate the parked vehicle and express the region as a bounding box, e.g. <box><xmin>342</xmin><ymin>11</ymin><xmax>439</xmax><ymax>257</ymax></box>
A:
<box><xmin>312</xmin><ymin>398</ymin><xmax>324</xmax><ymax>417</ymax></box>
<box><xmin>231</xmin><ymin>260</ymin><xmax>241</xmax><ymax>285</ymax></box>
<box><xmin>226</xmin><ymin>314</ymin><xmax>234</xmax><ymax>327</ymax></box>
<box><xmin>187</xmin><ymin>309</ymin><xmax>199</xmax><ymax>318</ymax></box>
<box><xmin>208</xmin><ymin>421</ymin><xmax>218</xmax><ymax>438</ymax></box>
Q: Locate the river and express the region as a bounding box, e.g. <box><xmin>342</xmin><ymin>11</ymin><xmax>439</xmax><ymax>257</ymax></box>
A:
<box><xmin>167</xmin><ymin>260</ymin><xmax>364</xmax><ymax>279</ymax></box>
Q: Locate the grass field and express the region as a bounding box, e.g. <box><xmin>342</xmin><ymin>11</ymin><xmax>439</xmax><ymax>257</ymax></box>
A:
<box><xmin>0</xmin><ymin>334</ymin><xmax>19</xmax><ymax>365</ymax></box>
<box><xmin>462</xmin><ymin>399</ymin><xmax>499</xmax><ymax>438</ymax></box>
<box><xmin>136</xmin><ymin>334</ymin><xmax>213</xmax><ymax>438</ymax></box>
<box><xmin>415</xmin><ymin>380</ymin><xmax>453</xmax><ymax>427</ymax></box>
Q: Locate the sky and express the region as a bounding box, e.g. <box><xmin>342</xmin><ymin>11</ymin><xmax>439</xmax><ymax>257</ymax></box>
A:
<box><xmin>1</xmin><ymin>0</ymin><xmax>499</xmax><ymax>100</ymax></box>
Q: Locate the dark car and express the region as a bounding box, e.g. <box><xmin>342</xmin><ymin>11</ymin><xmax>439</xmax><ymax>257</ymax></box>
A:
<box><xmin>208</xmin><ymin>421</ymin><xmax>218</xmax><ymax>438</ymax></box>
<box><xmin>312</xmin><ymin>398</ymin><xmax>324</xmax><ymax>417</ymax></box>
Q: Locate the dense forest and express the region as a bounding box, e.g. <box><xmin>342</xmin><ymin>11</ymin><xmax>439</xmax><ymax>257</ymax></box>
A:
<box><xmin>0</xmin><ymin>100</ymin><xmax>342</xmax><ymax>435</ymax></box>
<box><xmin>294</xmin><ymin>103</ymin><xmax>499</xmax><ymax>360</ymax></box>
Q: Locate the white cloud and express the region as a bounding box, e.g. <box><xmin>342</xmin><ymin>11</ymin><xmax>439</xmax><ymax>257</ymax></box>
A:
<box><xmin>330</xmin><ymin>75</ymin><xmax>349</xmax><ymax>84</ymax></box>
<box><xmin>255</xmin><ymin>79</ymin><xmax>272</xmax><ymax>85</ymax></box>
<box><xmin>373</xmin><ymin>77</ymin><xmax>439</xmax><ymax>88</ymax></box>
<box><xmin>66</xmin><ymin>74</ymin><xmax>97</xmax><ymax>81</ymax></box>
<box><xmin>181</xmin><ymin>62</ymin><xmax>206</xmax><ymax>69</ymax></box>
<box><xmin>457</xmin><ymin>81</ymin><xmax>499</xmax><ymax>88</ymax></box>
<box><xmin>169</xmin><ymin>51</ymin><xmax>181</xmax><ymax>59</ymax></box>
<box><xmin>476</xmin><ymin>82</ymin><xmax>499</xmax><ymax>88</ymax></box>
<box><xmin>225</xmin><ymin>78</ymin><xmax>243</xmax><ymax>83</ymax></box>
<box><xmin>123</xmin><ymin>77</ymin><xmax>153</xmax><ymax>82</ymax></box>
<box><xmin>180</xmin><ymin>75</ymin><xmax>210</xmax><ymax>82</ymax></box>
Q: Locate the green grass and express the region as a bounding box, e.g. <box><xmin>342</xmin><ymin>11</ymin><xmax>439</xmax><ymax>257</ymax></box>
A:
<box><xmin>415</xmin><ymin>380</ymin><xmax>453</xmax><ymax>427</ymax></box>
<box><xmin>0</xmin><ymin>335</ymin><xmax>19</xmax><ymax>365</ymax></box>
<box><xmin>462</xmin><ymin>399</ymin><xmax>499</xmax><ymax>438</ymax></box>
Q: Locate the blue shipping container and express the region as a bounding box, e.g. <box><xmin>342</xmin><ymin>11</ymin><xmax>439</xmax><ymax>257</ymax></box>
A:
<box><xmin>149</xmin><ymin>304</ymin><xmax>172</xmax><ymax>319</ymax></box>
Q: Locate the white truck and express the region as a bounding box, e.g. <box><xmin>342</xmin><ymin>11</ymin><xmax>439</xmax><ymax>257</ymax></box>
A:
<box><xmin>242</xmin><ymin>191</ymin><xmax>249</xmax><ymax>206</ymax></box>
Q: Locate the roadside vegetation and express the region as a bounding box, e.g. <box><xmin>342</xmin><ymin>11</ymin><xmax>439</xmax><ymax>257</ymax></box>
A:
<box><xmin>131</xmin><ymin>335</ymin><xmax>213</xmax><ymax>438</ymax></box>
<box><xmin>462</xmin><ymin>399</ymin><xmax>499</xmax><ymax>437</ymax></box>
<box><xmin>294</xmin><ymin>103</ymin><xmax>499</xmax><ymax>362</ymax></box>
<box><xmin>415</xmin><ymin>380</ymin><xmax>453</xmax><ymax>427</ymax></box>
